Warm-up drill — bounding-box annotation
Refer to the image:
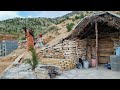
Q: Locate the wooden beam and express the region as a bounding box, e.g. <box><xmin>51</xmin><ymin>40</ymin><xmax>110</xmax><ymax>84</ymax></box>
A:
<box><xmin>95</xmin><ymin>21</ymin><xmax>98</xmax><ymax>69</ymax></box>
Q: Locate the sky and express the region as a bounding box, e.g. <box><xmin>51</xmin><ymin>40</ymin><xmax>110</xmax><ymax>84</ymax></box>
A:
<box><xmin>0</xmin><ymin>11</ymin><xmax>72</xmax><ymax>21</ymax></box>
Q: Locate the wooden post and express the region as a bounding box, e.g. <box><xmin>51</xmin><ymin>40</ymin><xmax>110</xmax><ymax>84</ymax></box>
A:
<box><xmin>119</xmin><ymin>29</ymin><xmax>120</xmax><ymax>45</ymax></box>
<box><xmin>76</xmin><ymin>43</ymin><xmax>79</xmax><ymax>64</ymax></box>
<box><xmin>95</xmin><ymin>21</ymin><xmax>98</xmax><ymax>69</ymax></box>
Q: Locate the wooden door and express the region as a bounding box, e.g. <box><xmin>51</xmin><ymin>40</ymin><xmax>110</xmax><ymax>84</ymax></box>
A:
<box><xmin>98</xmin><ymin>38</ymin><xmax>114</xmax><ymax>64</ymax></box>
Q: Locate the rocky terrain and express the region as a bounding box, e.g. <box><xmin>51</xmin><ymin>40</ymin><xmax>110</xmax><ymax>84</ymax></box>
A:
<box><xmin>0</xmin><ymin>63</ymin><xmax>61</xmax><ymax>79</ymax></box>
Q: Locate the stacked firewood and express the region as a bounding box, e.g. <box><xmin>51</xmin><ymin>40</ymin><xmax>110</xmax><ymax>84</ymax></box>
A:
<box><xmin>41</xmin><ymin>44</ymin><xmax>65</xmax><ymax>59</ymax></box>
<box><xmin>62</xmin><ymin>40</ymin><xmax>77</xmax><ymax>60</ymax></box>
<box><xmin>37</xmin><ymin>39</ymin><xmax>89</xmax><ymax>70</ymax></box>
<box><xmin>41</xmin><ymin>58</ymin><xmax>76</xmax><ymax>71</ymax></box>
<box><xmin>39</xmin><ymin>39</ymin><xmax>87</xmax><ymax>61</ymax></box>
<box><xmin>75</xmin><ymin>39</ymin><xmax>87</xmax><ymax>60</ymax></box>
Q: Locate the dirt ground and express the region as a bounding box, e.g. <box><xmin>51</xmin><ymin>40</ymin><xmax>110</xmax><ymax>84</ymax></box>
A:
<box><xmin>54</xmin><ymin>65</ymin><xmax>120</xmax><ymax>79</ymax></box>
<box><xmin>0</xmin><ymin>48</ymin><xmax>26</xmax><ymax>75</ymax></box>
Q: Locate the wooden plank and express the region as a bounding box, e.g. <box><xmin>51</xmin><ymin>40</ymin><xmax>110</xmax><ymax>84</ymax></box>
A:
<box><xmin>98</xmin><ymin>53</ymin><xmax>113</xmax><ymax>56</ymax></box>
<box><xmin>98</xmin><ymin>45</ymin><xmax>113</xmax><ymax>48</ymax></box>
<box><xmin>98</xmin><ymin>41</ymin><xmax>113</xmax><ymax>44</ymax></box>
<box><xmin>98</xmin><ymin>56</ymin><xmax>110</xmax><ymax>64</ymax></box>
<box><xmin>99</xmin><ymin>48</ymin><xmax>114</xmax><ymax>52</ymax></box>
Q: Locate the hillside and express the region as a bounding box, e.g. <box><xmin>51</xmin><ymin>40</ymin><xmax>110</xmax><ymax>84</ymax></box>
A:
<box><xmin>0</xmin><ymin>11</ymin><xmax>120</xmax><ymax>44</ymax></box>
<box><xmin>0</xmin><ymin>17</ymin><xmax>56</xmax><ymax>39</ymax></box>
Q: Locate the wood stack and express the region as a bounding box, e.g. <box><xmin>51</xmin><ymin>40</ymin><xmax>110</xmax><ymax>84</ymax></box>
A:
<box><xmin>75</xmin><ymin>39</ymin><xmax>87</xmax><ymax>60</ymax></box>
<box><xmin>39</xmin><ymin>39</ymin><xmax>88</xmax><ymax>62</ymax></box>
<box><xmin>41</xmin><ymin>44</ymin><xmax>65</xmax><ymax>59</ymax></box>
<box><xmin>62</xmin><ymin>40</ymin><xmax>77</xmax><ymax>60</ymax></box>
<box><xmin>87</xmin><ymin>39</ymin><xmax>96</xmax><ymax>59</ymax></box>
<box><xmin>38</xmin><ymin>39</ymin><xmax>88</xmax><ymax>69</ymax></box>
<box><xmin>40</xmin><ymin>58</ymin><xmax>76</xmax><ymax>71</ymax></box>
<box><xmin>53</xmin><ymin>43</ymin><xmax>63</xmax><ymax>51</ymax></box>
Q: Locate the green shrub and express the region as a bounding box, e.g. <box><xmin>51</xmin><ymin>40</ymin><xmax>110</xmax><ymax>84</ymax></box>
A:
<box><xmin>23</xmin><ymin>47</ymin><xmax>39</xmax><ymax>70</ymax></box>
<box><xmin>65</xmin><ymin>16</ymin><xmax>69</xmax><ymax>20</ymax></box>
<box><xmin>48</xmin><ymin>26</ymin><xmax>59</xmax><ymax>31</ymax></box>
<box><xmin>79</xmin><ymin>13</ymin><xmax>84</xmax><ymax>19</ymax></box>
<box><xmin>75</xmin><ymin>16</ymin><xmax>79</xmax><ymax>20</ymax></box>
<box><xmin>72</xmin><ymin>18</ymin><xmax>75</xmax><ymax>22</ymax></box>
<box><xmin>66</xmin><ymin>23</ymin><xmax>74</xmax><ymax>32</ymax></box>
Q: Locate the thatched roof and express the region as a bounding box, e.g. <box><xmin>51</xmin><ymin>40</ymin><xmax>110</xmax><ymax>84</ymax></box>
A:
<box><xmin>65</xmin><ymin>11</ymin><xmax>120</xmax><ymax>39</ymax></box>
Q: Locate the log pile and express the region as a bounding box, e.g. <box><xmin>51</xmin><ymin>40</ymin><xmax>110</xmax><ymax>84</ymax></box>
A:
<box><xmin>41</xmin><ymin>43</ymin><xmax>65</xmax><ymax>59</ymax></box>
<box><xmin>62</xmin><ymin>40</ymin><xmax>77</xmax><ymax>60</ymax></box>
<box><xmin>40</xmin><ymin>58</ymin><xmax>76</xmax><ymax>71</ymax></box>
<box><xmin>75</xmin><ymin>39</ymin><xmax>87</xmax><ymax>60</ymax></box>
<box><xmin>37</xmin><ymin>39</ymin><xmax>88</xmax><ymax>70</ymax></box>
<box><xmin>87</xmin><ymin>39</ymin><xmax>96</xmax><ymax>59</ymax></box>
<box><xmin>39</xmin><ymin>39</ymin><xmax>88</xmax><ymax>61</ymax></box>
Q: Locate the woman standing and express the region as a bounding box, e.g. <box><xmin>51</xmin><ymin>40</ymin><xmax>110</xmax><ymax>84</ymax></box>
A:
<box><xmin>22</xmin><ymin>27</ymin><xmax>34</xmax><ymax>51</ymax></box>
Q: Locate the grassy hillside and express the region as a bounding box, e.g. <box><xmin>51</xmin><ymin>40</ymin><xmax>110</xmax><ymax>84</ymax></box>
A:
<box><xmin>0</xmin><ymin>17</ymin><xmax>57</xmax><ymax>39</ymax></box>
